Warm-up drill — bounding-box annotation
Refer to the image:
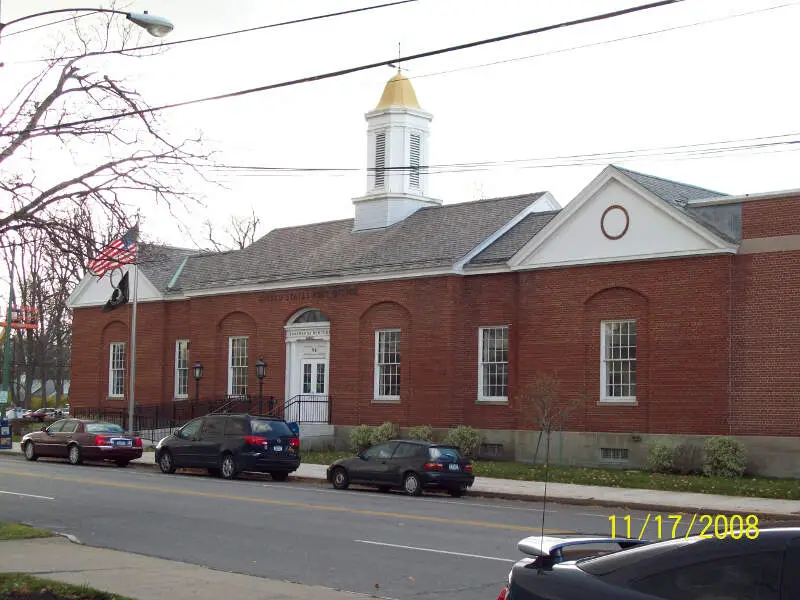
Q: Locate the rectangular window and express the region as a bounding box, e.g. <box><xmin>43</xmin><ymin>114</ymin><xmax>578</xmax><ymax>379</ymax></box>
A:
<box><xmin>228</xmin><ymin>336</ymin><xmax>248</xmax><ymax>396</ymax></box>
<box><xmin>600</xmin><ymin>320</ymin><xmax>636</xmax><ymax>401</ymax></box>
<box><xmin>409</xmin><ymin>133</ymin><xmax>421</xmax><ymax>188</ymax></box>
<box><xmin>478</xmin><ymin>326</ymin><xmax>509</xmax><ymax>401</ymax></box>
<box><xmin>174</xmin><ymin>339</ymin><xmax>189</xmax><ymax>398</ymax></box>
<box><xmin>109</xmin><ymin>342</ymin><xmax>125</xmax><ymax>398</ymax></box>
<box><xmin>374</xmin><ymin>131</ymin><xmax>386</xmax><ymax>188</ymax></box>
<box><xmin>374</xmin><ymin>329</ymin><xmax>400</xmax><ymax>400</ymax></box>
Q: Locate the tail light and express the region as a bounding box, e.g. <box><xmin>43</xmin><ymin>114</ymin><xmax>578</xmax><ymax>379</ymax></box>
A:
<box><xmin>465</xmin><ymin>464</ymin><xmax>473</xmax><ymax>472</ymax></box>
<box><xmin>133</xmin><ymin>437</ymin><xmax>142</xmax><ymax>447</ymax></box>
<box><xmin>244</xmin><ymin>435</ymin><xmax>268</xmax><ymax>446</ymax></box>
<box><xmin>289</xmin><ymin>437</ymin><xmax>300</xmax><ymax>449</ymax></box>
<box><xmin>423</xmin><ymin>462</ymin><xmax>444</xmax><ymax>471</ymax></box>
<box><xmin>94</xmin><ymin>435</ymin><xmax>110</xmax><ymax>446</ymax></box>
<box><xmin>497</xmin><ymin>586</ymin><xmax>508</xmax><ymax>600</ymax></box>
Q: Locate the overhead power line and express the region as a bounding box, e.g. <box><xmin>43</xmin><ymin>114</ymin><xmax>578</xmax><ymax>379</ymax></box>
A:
<box><xmin>0</xmin><ymin>0</ymin><xmax>685</xmax><ymax>137</ymax></box>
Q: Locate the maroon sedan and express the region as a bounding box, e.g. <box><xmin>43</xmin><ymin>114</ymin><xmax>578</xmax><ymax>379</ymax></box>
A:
<box><xmin>21</xmin><ymin>419</ymin><xmax>143</xmax><ymax>467</ymax></box>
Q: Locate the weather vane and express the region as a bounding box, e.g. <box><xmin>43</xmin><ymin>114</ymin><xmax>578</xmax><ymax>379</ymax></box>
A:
<box><xmin>388</xmin><ymin>42</ymin><xmax>409</xmax><ymax>73</ymax></box>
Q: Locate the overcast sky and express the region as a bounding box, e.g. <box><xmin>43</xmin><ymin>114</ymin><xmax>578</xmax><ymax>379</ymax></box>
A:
<box><xmin>2</xmin><ymin>0</ymin><xmax>799</xmax><ymax>259</ymax></box>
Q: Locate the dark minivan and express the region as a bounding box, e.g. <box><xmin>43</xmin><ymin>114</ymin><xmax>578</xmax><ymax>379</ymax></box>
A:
<box><xmin>327</xmin><ymin>439</ymin><xmax>475</xmax><ymax>497</ymax></box>
<box><xmin>155</xmin><ymin>414</ymin><xmax>300</xmax><ymax>481</ymax></box>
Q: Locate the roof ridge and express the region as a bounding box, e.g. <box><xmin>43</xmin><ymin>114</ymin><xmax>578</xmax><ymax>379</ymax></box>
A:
<box><xmin>613</xmin><ymin>165</ymin><xmax>726</xmax><ymax>197</ymax></box>
<box><xmin>434</xmin><ymin>191</ymin><xmax>546</xmax><ymax>209</ymax></box>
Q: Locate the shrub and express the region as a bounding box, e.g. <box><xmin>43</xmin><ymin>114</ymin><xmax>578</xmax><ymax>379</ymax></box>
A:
<box><xmin>444</xmin><ymin>426</ymin><xmax>484</xmax><ymax>458</ymax></box>
<box><xmin>408</xmin><ymin>425</ymin><xmax>434</xmax><ymax>442</ymax></box>
<box><xmin>703</xmin><ymin>436</ymin><xmax>747</xmax><ymax>478</ymax></box>
<box><xmin>647</xmin><ymin>440</ymin><xmax>675</xmax><ymax>474</ymax></box>
<box><xmin>673</xmin><ymin>442</ymin><xmax>703</xmax><ymax>475</ymax></box>
<box><xmin>349</xmin><ymin>425</ymin><xmax>374</xmax><ymax>453</ymax></box>
<box><xmin>370</xmin><ymin>421</ymin><xmax>396</xmax><ymax>445</ymax></box>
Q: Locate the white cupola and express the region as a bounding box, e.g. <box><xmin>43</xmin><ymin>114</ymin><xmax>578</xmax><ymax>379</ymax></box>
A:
<box><xmin>352</xmin><ymin>71</ymin><xmax>441</xmax><ymax>231</ymax></box>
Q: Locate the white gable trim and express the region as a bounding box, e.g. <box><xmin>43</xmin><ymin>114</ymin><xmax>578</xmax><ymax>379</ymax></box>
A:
<box><xmin>508</xmin><ymin>166</ymin><xmax>737</xmax><ymax>268</ymax></box>
<box><xmin>453</xmin><ymin>192</ymin><xmax>560</xmax><ymax>272</ymax></box>
<box><xmin>67</xmin><ymin>265</ymin><xmax>163</xmax><ymax>309</ymax></box>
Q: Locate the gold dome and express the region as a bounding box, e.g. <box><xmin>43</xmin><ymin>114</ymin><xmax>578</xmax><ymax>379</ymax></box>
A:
<box><xmin>375</xmin><ymin>71</ymin><xmax>421</xmax><ymax>109</ymax></box>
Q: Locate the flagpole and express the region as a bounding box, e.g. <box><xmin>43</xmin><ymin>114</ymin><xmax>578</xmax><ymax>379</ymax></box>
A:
<box><xmin>128</xmin><ymin>262</ymin><xmax>138</xmax><ymax>434</ymax></box>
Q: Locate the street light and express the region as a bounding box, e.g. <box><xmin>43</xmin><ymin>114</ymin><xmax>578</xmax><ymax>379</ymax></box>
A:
<box><xmin>192</xmin><ymin>361</ymin><xmax>203</xmax><ymax>416</ymax></box>
<box><xmin>255</xmin><ymin>358</ymin><xmax>266</xmax><ymax>414</ymax></box>
<box><xmin>0</xmin><ymin>8</ymin><xmax>174</xmax><ymax>37</ymax></box>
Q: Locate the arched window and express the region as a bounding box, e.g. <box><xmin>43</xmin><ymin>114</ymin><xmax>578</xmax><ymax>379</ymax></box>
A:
<box><xmin>291</xmin><ymin>308</ymin><xmax>330</xmax><ymax>324</ymax></box>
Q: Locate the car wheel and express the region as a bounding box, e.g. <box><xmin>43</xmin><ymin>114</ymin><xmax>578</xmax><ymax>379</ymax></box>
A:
<box><xmin>158</xmin><ymin>450</ymin><xmax>176</xmax><ymax>474</ymax></box>
<box><xmin>270</xmin><ymin>471</ymin><xmax>289</xmax><ymax>482</ymax></box>
<box><xmin>403</xmin><ymin>472</ymin><xmax>423</xmax><ymax>496</ymax></box>
<box><xmin>220</xmin><ymin>454</ymin><xmax>238</xmax><ymax>480</ymax></box>
<box><xmin>115</xmin><ymin>460</ymin><xmax>129</xmax><ymax>468</ymax></box>
<box><xmin>331</xmin><ymin>467</ymin><xmax>349</xmax><ymax>490</ymax></box>
<box><xmin>448</xmin><ymin>487</ymin><xmax>464</xmax><ymax>498</ymax></box>
<box><xmin>23</xmin><ymin>441</ymin><xmax>38</xmax><ymax>461</ymax></box>
<box><xmin>67</xmin><ymin>444</ymin><xmax>82</xmax><ymax>465</ymax></box>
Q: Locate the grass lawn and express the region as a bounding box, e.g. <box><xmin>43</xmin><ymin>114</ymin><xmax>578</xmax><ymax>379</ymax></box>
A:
<box><xmin>301</xmin><ymin>450</ymin><xmax>800</xmax><ymax>500</ymax></box>
<box><xmin>0</xmin><ymin>574</ymin><xmax>133</xmax><ymax>600</ymax></box>
<box><xmin>0</xmin><ymin>522</ymin><xmax>53</xmax><ymax>541</ymax></box>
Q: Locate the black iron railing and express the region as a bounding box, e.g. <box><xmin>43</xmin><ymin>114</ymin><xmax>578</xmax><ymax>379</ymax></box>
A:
<box><xmin>268</xmin><ymin>394</ymin><xmax>331</xmax><ymax>424</ymax></box>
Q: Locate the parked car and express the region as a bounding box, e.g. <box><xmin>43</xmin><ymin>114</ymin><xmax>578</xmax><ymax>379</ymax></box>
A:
<box><xmin>21</xmin><ymin>419</ymin><xmax>143</xmax><ymax>467</ymax></box>
<box><xmin>326</xmin><ymin>439</ymin><xmax>475</xmax><ymax>497</ymax></box>
<box><xmin>154</xmin><ymin>414</ymin><xmax>301</xmax><ymax>481</ymax></box>
<box><xmin>497</xmin><ymin>528</ymin><xmax>800</xmax><ymax>599</ymax></box>
<box><xmin>25</xmin><ymin>407</ymin><xmax>62</xmax><ymax>422</ymax></box>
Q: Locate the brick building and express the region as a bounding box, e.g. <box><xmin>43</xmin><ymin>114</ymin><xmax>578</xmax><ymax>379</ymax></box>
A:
<box><xmin>67</xmin><ymin>73</ymin><xmax>800</xmax><ymax>476</ymax></box>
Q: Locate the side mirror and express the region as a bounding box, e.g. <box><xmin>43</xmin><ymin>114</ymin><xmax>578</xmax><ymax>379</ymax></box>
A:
<box><xmin>173</xmin><ymin>429</ymin><xmax>181</xmax><ymax>437</ymax></box>
<box><xmin>40</xmin><ymin>426</ymin><xmax>47</xmax><ymax>432</ymax></box>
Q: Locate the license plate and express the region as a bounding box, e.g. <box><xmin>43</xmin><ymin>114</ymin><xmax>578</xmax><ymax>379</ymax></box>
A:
<box><xmin>273</xmin><ymin>445</ymin><xmax>283</xmax><ymax>452</ymax></box>
<box><xmin>448</xmin><ymin>464</ymin><xmax>460</xmax><ymax>471</ymax></box>
<box><xmin>113</xmin><ymin>439</ymin><xmax>131</xmax><ymax>447</ymax></box>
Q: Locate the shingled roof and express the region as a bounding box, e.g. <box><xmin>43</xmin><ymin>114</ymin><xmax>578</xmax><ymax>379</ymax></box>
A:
<box><xmin>137</xmin><ymin>244</ymin><xmax>200</xmax><ymax>293</ymax></box>
<box><xmin>466</xmin><ymin>210</ymin><xmax>560</xmax><ymax>266</ymax></box>
<box><xmin>170</xmin><ymin>193</ymin><xmax>545</xmax><ymax>292</ymax></box>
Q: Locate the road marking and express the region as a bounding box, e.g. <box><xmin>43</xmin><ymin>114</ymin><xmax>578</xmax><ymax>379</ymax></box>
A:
<box><xmin>0</xmin><ymin>490</ymin><xmax>54</xmax><ymax>500</ymax></box>
<box><xmin>0</xmin><ymin>468</ymin><xmax>570</xmax><ymax>534</ymax></box>
<box><xmin>355</xmin><ymin>540</ymin><xmax>516</xmax><ymax>563</ymax></box>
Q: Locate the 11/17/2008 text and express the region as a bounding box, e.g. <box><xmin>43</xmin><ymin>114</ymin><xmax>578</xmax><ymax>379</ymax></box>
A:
<box><xmin>608</xmin><ymin>514</ymin><xmax>759</xmax><ymax>540</ymax></box>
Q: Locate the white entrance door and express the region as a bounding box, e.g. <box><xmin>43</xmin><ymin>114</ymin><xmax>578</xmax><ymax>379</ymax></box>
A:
<box><xmin>291</xmin><ymin>358</ymin><xmax>328</xmax><ymax>423</ymax></box>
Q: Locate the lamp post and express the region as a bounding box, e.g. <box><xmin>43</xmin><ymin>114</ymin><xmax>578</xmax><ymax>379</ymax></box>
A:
<box><xmin>192</xmin><ymin>361</ymin><xmax>203</xmax><ymax>417</ymax></box>
<box><xmin>255</xmin><ymin>358</ymin><xmax>266</xmax><ymax>415</ymax></box>
<box><xmin>0</xmin><ymin>8</ymin><xmax>174</xmax><ymax>36</ymax></box>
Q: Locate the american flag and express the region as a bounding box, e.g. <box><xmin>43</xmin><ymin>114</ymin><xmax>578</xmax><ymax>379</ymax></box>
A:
<box><xmin>88</xmin><ymin>226</ymin><xmax>138</xmax><ymax>277</ymax></box>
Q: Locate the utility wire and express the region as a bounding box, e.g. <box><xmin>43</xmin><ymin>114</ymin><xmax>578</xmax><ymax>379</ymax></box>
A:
<box><xmin>1</xmin><ymin>12</ymin><xmax>94</xmax><ymax>37</ymax></box>
<box><xmin>0</xmin><ymin>0</ymin><xmax>685</xmax><ymax>137</ymax></box>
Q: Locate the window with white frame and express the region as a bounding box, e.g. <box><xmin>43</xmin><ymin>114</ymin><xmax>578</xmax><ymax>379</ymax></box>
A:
<box><xmin>374</xmin><ymin>329</ymin><xmax>400</xmax><ymax>400</ymax></box>
<box><xmin>478</xmin><ymin>326</ymin><xmax>509</xmax><ymax>401</ymax></box>
<box><xmin>600</xmin><ymin>320</ymin><xmax>637</xmax><ymax>401</ymax></box>
<box><xmin>174</xmin><ymin>339</ymin><xmax>189</xmax><ymax>398</ymax></box>
<box><xmin>228</xmin><ymin>336</ymin><xmax>248</xmax><ymax>396</ymax></box>
<box><xmin>109</xmin><ymin>342</ymin><xmax>125</xmax><ymax>398</ymax></box>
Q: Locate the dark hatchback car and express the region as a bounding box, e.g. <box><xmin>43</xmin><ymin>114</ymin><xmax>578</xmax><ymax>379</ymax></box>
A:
<box><xmin>21</xmin><ymin>419</ymin><xmax>143</xmax><ymax>467</ymax></box>
<box><xmin>327</xmin><ymin>439</ymin><xmax>475</xmax><ymax>497</ymax></box>
<box><xmin>155</xmin><ymin>414</ymin><xmax>300</xmax><ymax>480</ymax></box>
<box><xmin>498</xmin><ymin>528</ymin><xmax>800</xmax><ymax>599</ymax></box>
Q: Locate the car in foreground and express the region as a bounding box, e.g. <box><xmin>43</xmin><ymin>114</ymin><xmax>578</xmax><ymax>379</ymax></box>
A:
<box><xmin>22</xmin><ymin>419</ymin><xmax>143</xmax><ymax>467</ymax></box>
<box><xmin>497</xmin><ymin>527</ymin><xmax>800</xmax><ymax>599</ymax></box>
<box><xmin>326</xmin><ymin>439</ymin><xmax>475</xmax><ymax>497</ymax></box>
<box><xmin>155</xmin><ymin>413</ymin><xmax>300</xmax><ymax>481</ymax></box>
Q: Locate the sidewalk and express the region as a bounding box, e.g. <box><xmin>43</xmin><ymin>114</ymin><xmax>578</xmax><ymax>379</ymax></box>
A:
<box><xmin>4</xmin><ymin>442</ymin><xmax>800</xmax><ymax>519</ymax></box>
<box><xmin>0</xmin><ymin>537</ymin><xmax>361</xmax><ymax>600</ymax></box>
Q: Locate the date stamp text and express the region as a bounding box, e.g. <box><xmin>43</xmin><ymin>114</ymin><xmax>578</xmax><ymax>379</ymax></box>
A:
<box><xmin>608</xmin><ymin>514</ymin><xmax>759</xmax><ymax>540</ymax></box>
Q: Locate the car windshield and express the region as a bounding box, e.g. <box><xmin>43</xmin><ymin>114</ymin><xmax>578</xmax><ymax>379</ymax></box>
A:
<box><xmin>429</xmin><ymin>446</ymin><xmax>463</xmax><ymax>461</ymax></box>
<box><xmin>249</xmin><ymin>419</ymin><xmax>293</xmax><ymax>437</ymax></box>
<box><xmin>85</xmin><ymin>423</ymin><xmax>124</xmax><ymax>434</ymax></box>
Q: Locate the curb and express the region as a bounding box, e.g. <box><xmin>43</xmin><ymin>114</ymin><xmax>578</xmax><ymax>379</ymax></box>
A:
<box><xmin>6</xmin><ymin>448</ymin><xmax>800</xmax><ymax>522</ymax></box>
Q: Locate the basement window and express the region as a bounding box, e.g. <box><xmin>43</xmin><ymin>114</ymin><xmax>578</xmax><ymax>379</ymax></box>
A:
<box><xmin>600</xmin><ymin>447</ymin><xmax>629</xmax><ymax>462</ymax></box>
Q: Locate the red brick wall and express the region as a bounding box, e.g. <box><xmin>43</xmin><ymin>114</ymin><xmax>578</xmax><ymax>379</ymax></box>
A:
<box><xmin>742</xmin><ymin>196</ymin><xmax>800</xmax><ymax>238</ymax></box>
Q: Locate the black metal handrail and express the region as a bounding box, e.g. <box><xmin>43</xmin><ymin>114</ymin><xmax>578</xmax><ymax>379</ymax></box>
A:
<box><xmin>269</xmin><ymin>394</ymin><xmax>332</xmax><ymax>424</ymax></box>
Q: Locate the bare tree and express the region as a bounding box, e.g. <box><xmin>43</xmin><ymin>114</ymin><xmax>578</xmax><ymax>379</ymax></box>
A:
<box><xmin>204</xmin><ymin>208</ymin><xmax>263</xmax><ymax>251</ymax></box>
<box><xmin>517</xmin><ymin>371</ymin><xmax>588</xmax><ymax>464</ymax></box>
<box><xmin>0</xmin><ymin>9</ymin><xmax>212</xmax><ymax>264</ymax></box>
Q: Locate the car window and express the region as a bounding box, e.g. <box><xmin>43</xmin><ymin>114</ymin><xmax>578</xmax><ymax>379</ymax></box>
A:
<box><xmin>629</xmin><ymin>551</ymin><xmax>782</xmax><ymax>600</ymax></box>
<box><xmin>363</xmin><ymin>442</ymin><xmax>398</xmax><ymax>460</ymax></box>
<box><xmin>179</xmin><ymin>418</ymin><xmax>203</xmax><ymax>439</ymax></box>
<box><xmin>85</xmin><ymin>423</ymin><xmax>124</xmax><ymax>434</ymax></box>
<box><xmin>429</xmin><ymin>446</ymin><xmax>463</xmax><ymax>461</ymax></box>
<box><xmin>60</xmin><ymin>421</ymin><xmax>78</xmax><ymax>433</ymax></box>
<box><xmin>46</xmin><ymin>420</ymin><xmax>66</xmax><ymax>433</ymax></box>
<box><xmin>200</xmin><ymin>416</ymin><xmax>226</xmax><ymax>438</ymax></box>
<box><xmin>391</xmin><ymin>443</ymin><xmax>419</xmax><ymax>459</ymax></box>
<box><xmin>225</xmin><ymin>418</ymin><xmax>248</xmax><ymax>436</ymax></box>
<box><xmin>249</xmin><ymin>419</ymin><xmax>293</xmax><ymax>437</ymax></box>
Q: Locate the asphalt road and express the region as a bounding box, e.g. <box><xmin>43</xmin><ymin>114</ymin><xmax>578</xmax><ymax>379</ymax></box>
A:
<box><xmin>0</xmin><ymin>454</ymin><xmax>694</xmax><ymax>600</ymax></box>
